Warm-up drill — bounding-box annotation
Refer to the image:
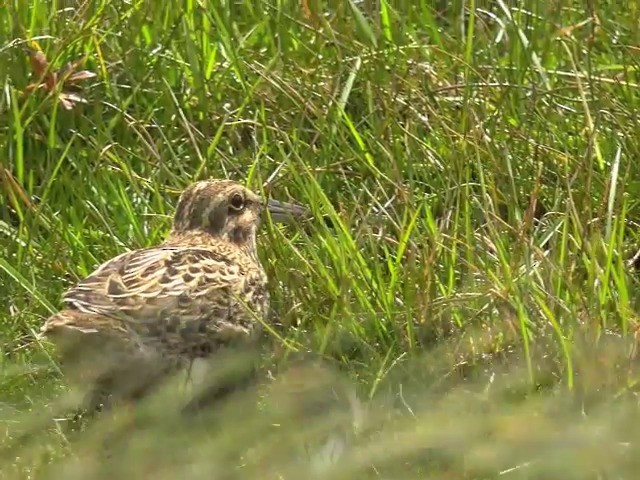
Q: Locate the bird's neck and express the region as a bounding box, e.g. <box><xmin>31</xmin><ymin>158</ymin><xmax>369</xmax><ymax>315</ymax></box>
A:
<box><xmin>164</xmin><ymin>230</ymin><xmax>262</xmax><ymax>266</ymax></box>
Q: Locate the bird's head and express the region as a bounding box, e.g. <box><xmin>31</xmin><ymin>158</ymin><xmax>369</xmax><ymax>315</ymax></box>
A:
<box><xmin>170</xmin><ymin>179</ymin><xmax>307</xmax><ymax>248</ymax></box>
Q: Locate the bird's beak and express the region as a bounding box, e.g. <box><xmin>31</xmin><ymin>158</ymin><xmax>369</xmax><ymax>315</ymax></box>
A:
<box><xmin>264</xmin><ymin>198</ymin><xmax>309</xmax><ymax>223</ymax></box>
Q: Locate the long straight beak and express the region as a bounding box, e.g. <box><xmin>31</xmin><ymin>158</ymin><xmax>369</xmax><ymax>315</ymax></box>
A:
<box><xmin>264</xmin><ymin>198</ymin><xmax>309</xmax><ymax>223</ymax></box>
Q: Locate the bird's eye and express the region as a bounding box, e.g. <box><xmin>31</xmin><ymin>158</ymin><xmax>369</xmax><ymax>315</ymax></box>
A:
<box><xmin>229</xmin><ymin>193</ymin><xmax>245</xmax><ymax>211</ymax></box>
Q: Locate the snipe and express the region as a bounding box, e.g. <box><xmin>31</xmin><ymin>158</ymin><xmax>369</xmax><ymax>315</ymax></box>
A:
<box><xmin>41</xmin><ymin>179</ymin><xmax>307</xmax><ymax>412</ymax></box>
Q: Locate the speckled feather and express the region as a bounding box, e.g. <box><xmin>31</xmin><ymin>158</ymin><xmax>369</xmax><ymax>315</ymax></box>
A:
<box><xmin>61</xmin><ymin>244</ymin><xmax>268</xmax><ymax>357</ymax></box>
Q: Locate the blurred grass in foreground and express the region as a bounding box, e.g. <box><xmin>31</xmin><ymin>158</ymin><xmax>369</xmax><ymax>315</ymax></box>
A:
<box><xmin>2</xmin><ymin>0</ymin><xmax>640</xmax><ymax>478</ymax></box>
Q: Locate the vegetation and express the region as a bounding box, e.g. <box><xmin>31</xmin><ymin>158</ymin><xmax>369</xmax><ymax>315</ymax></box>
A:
<box><xmin>2</xmin><ymin>0</ymin><xmax>640</xmax><ymax>478</ymax></box>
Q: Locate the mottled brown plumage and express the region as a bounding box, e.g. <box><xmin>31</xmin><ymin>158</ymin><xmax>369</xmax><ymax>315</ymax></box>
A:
<box><xmin>41</xmin><ymin>179</ymin><xmax>306</xmax><ymax>410</ymax></box>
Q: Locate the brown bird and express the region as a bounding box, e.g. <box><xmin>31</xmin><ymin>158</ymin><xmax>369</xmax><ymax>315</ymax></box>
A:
<box><xmin>40</xmin><ymin>179</ymin><xmax>307</xmax><ymax>413</ymax></box>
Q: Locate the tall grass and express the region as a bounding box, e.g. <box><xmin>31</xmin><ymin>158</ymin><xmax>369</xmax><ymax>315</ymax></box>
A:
<box><xmin>2</xmin><ymin>0</ymin><xmax>640</xmax><ymax>478</ymax></box>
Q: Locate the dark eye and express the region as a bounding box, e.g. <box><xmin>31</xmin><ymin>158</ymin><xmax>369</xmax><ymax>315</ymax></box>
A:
<box><xmin>229</xmin><ymin>193</ymin><xmax>245</xmax><ymax>211</ymax></box>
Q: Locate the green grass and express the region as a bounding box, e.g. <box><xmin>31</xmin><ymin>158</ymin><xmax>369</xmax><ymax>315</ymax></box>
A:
<box><xmin>2</xmin><ymin>0</ymin><xmax>640</xmax><ymax>478</ymax></box>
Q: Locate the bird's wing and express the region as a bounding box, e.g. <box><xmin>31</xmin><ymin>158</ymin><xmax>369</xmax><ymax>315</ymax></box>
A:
<box><xmin>41</xmin><ymin>308</ymin><xmax>129</xmax><ymax>336</ymax></box>
<box><xmin>61</xmin><ymin>246</ymin><xmax>247</xmax><ymax>323</ymax></box>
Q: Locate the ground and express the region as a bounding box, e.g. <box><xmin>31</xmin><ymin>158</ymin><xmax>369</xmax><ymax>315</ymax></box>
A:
<box><xmin>1</xmin><ymin>1</ymin><xmax>640</xmax><ymax>478</ymax></box>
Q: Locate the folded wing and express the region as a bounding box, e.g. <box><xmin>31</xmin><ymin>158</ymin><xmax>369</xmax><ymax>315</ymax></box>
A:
<box><xmin>62</xmin><ymin>246</ymin><xmax>244</xmax><ymax>322</ymax></box>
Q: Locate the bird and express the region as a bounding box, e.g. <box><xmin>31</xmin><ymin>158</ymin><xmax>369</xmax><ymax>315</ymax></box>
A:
<box><xmin>40</xmin><ymin>178</ymin><xmax>308</xmax><ymax>414</ymax></box>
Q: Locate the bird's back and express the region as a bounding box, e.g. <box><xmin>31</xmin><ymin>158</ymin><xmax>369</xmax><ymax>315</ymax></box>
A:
<box><xmin>53</xmin><ymin>239</ymin><xmax>268</xmax><ymax>358</ymax></box>
<box><xmin>41</xmin><ymin>240</ymin><xmax>269</xmax><ymax>410</ymax></box>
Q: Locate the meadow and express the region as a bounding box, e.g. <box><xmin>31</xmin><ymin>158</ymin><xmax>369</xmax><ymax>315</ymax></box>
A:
<box><xmin>2</xmin><ymin>0</ymin><xmax>640</xmax><ymax>478</ymax></box>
